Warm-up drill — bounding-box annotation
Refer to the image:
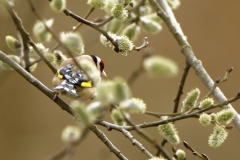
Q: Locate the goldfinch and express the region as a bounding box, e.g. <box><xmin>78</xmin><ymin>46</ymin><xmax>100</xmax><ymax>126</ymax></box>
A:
<box><xmin>52</xmin><ymin>55</ymin><xmax>107</xmax><ymax>103</ymax></box>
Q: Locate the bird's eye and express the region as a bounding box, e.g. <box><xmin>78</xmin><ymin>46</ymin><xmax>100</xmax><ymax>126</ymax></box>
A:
<box><xmin>99</xmin><ymin>60</ymin><xmax>104</xmax><ymax>72</ymax></box>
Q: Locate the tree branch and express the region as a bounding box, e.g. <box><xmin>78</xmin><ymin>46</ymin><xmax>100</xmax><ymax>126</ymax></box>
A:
<box><xmin>90</xmin><ymin>125</ymin><xmax>128</xmax><ymax>160</ymax></box>
<box><xmin>0</xmin><ymin>50</ymin><xmax>72</xmax><ymax>114</ymax></box>
<box><xmin>3</xmin><ymin>0</ymin><xmax>57</xmax><ymax>74</ymax></box>
<box><xmin>3</xmin><ymin>1</ymin><xmax>31</xmax><ymax>72</ymax></box>
<box><xmin>148</xmin><ymin>0</ymin><xmax>240</xmax><ymax>130</ymax></box>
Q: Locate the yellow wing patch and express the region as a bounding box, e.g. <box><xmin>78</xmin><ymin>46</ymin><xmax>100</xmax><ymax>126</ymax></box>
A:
<box><xmin>57</xmin><ymin>72</ymin><xmax>63</xmax><ymax>79</ymax></box>
<box><xmin>81</xmin><ymin>81</ymin><xmax>92</xmax><ymax>88</ymax></box>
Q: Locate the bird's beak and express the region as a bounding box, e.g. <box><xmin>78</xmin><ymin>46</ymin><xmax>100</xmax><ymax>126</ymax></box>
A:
<box><xmin>101</xmin><ymin>70</ymin><xmax>107</xmax><ymax>78</ymax></box>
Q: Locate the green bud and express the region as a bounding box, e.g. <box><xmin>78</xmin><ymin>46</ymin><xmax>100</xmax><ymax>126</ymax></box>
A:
<box><xmin>121</xmin><ymin>23</ymin><xmax>141</xmax><ymax>41</ymax></box>
<box><xmin>61</xmin><ymin>125</ymin><xmax>81</xmax><ymax>143</ymax></box>
<box><xmin>112</xmin><ymin>77</ymin><xmax>131</xmax><ymax>103</ymax></box>
<box><xmin>87</xmin><ymin>0</ymin><xmax>106</xmax><ymax>9</ymax></box>
<box><xmin>96</xmin><ymin>80</ymin><xmax>114</xmax><ymax>103</ymax></box>
<box><xmin>158</xmin><ymin>120</ymin><xmax>181</xmax><ymax>145</ymax></box>
<box><xmin>29</xmin><ymin>58</ymin><xmax>38</xmax><ymax>72</ymax></box>
<box><xmin>199</xmin><ymin>98</ymin><xmax>214</xmax><ymax>109</ymax></box>
<box><xmin>116</xmin><ymin>35</ymin><xmax>134</xmax><ymax>56</ymax></box>
<box><xmin>144</xmin><ymin>13</ymin><xmax>162</xmax><ymax>23</ymax></box>
<box><xmin>110</xmin><ymin>109</ymin><xmax>127</xmax><ymax>126</ymax></box>
<box><xmin>86</xmin><ymin>102</ymin><xmax>105</xmax><ymax>118</ymax></box>
<box><xmin>181</xmin><ymin>88</ymin><xmax>200</xmax><ymax>113</ymax></box>
<box><xmin>140</xmin><ymin>17</ymin><xmax>162</xmax><ymax>34</ymax></box>
<box><xmin>45</xmin><ymin>52</ymin><xmax>57</xmax><ymax>64</ymax></box>
<box><xmin>104</xmin><ymin>0</ymin><xmax>115</xmax><ymax>15</ymax></box>
<box><xmin>29</xmin><ymin>43</ymin><xmax>48</xmax><ymax>59</ymax></box>
<box><xmin>5</xmin><ymin>35</ymin><xmax>21</xmax><ymax>51</ymax></box>
<box><xmin>199</xmin><ymin>113</ymin><xmax>211</xmax><ymax>126</ymax></box>
<box><xmin>100</xmin><ymin>32</ymin><xmax>118</xmax><ymax>48</ymax></box>
<box><xmin>175</xmin><ymin>149</ymin><xmax>186</xmax><ymax>160</ymax></box>
<box><xmin>60</xmin><ymin>32</ymin><xmax>84</xmax><ymax>55</ymax></box>
<box><xmin>100</xmin><ymin>34</ymin><xmax>111</xmax><ymax>47</ymax></box>
<box><xmin>167</xmin><ymin>0</ymin><xmax>181</xmax><ymax>10</ymax></box>
<box><xmin>106</xmin><ymin>18</ymin><xmax>124</xmax><ymax>34</ymax></box>
<box><xmin>33</xmin><ymin>19</ymin><xmax>53</xmax><ymax>42</ymax></box>
<box><xmin>71</xmin><ymin>100</ymin><xmax>93</xmax><ymax>126</ymax></box>
<box><xmin>143</xmin><ymin>55</ymin><xmax>178</xmax><ymax>78</ymax></box>
<box><xmin>119</xmin><ymin>98</ymin><xmax>146</xmax><ymax>114</ymax></box>
<box><xmin>208</xmin><ymin>125</ymin><xmax>228</xmax><ymax>148</ymax></box>
<box><xmin>50</xmin><ymin>0</ymin><xmax>66</xmax><ymax>12</ymax></box>
<box><xmin>53</xmin><ymin>50</ymin><xmax>68</xmax><ymax>67</ymax></box>
<box><xmin>139</xmin><ymin>5</ymin><xmax>152</xmax><ymax>16</ymax></box>
<box><xmin>216</xmin><ymin>109</ymin><xmax>235</xmax><ymax>124</ymax></box>
<box><xmin>0</xmin><ymin>55</ymin><xmax>20</xmax><ymax>70</ymax></box>
<box><xmin>210</xmin><ymin>113</ymin><xmax>217</xmax><ymax>122</ymax></box>
<box><xmin>111</xmin><ymin>3</ymin><xmax>128</xmax><ymax>20</ymax></box>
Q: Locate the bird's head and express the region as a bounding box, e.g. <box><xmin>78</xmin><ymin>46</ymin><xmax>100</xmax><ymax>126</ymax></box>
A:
<box><xmin>90</xmin><ymin>55</ymin><xmax>107</xmax><ymax>78</ymax></box>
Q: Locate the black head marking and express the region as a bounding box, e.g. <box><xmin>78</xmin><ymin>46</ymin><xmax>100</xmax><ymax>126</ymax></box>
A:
<box><xmin>90</xmin><ymin>55</ymin><xmax>98</xmax><ymax>67</ymax></box>
<box><xmin>90</xmin><ymin>55</ymin><xmax>104</xmax><ymax>72</ymax></box>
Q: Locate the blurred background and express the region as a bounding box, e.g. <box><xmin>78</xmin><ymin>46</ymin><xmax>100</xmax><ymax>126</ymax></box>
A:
<box><xmin>0</xmin><ymin>0</ymin><xmax>240</xmax><ymax>159</ymax></box>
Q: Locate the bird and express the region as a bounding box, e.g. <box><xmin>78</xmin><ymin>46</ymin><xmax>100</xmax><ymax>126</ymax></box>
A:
<box><xmin>52</xmin><ymin>55</ymin><xmax>107</xmax><ymax>103</ymax></box>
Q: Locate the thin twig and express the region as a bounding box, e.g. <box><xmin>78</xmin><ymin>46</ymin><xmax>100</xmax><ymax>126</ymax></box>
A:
<box><xmin>62</xmin><ymin>8</ymin><xmax>119</xmax><ymax>52</ymax></box>
<box><xmin>173</xmin><ymin>62</ymin><xmax>191</xmax><ymax>113</ymax></box>
<box><xmin>96</xmin><ymin>16</ymin><xmax>114</xmax><ymax>27</ymax></box>
<box><xmin>51</xmin><ymin>7</ymin><xmax>95</xmax><ymax>51</ymax></box>
<box><xmin>16</xmin><ymin>32</ymin><xmax>25</xmax><ymax>67</ymax></box>
<box><xmin>0</xmin><ymin>50</ymin><xmax>72</xmax><ymax>114</ymax></box>
<box><xmin>97</xmin><ymin>93</ymin><xmax>240</xmax><ymax>131</ymax></box>
<box><xmin>29</xmin><ymin>40</ymin><xmax>57</xmax><ymax>73</ymax></box>
<box><xmin>3</xmin><ymin>1</ymin><xmax>31</xmax><ymax>72</ymax></box>
<box><xmin>27</xmin><ymin>0</ymin><xmax>83</xmax><ymax>73</ymax></box>
<box><xmin>61</xmin><ymin>7</ymin><xmax>148</xmax><ymax>53</ymax></box>
<box><xmin>119</xmin><ymin>128</ymin><xmax>154</xmax><ymax>159</ymax></box>
<box><xmin>161</xmin><ymin>62</ymin><xmax>191</xmax><ymax>147</ymax></box>
<box><xmin>133</xmin><ymin>37</ymin><xmax>149</xmax><ymax>51</ymax></box>
<box><xmin>145</xmin><ymin>111</ymin><xmax>181</xmax><ymax>118</ymax></box>
<box><xmin>90</xmin><ymin>125</ymin><xmax>128</xmax><ymax>160</ymax></box>
<box><xmin>117</xmin><ymin>107</ymin><xmax>172</xmax><ymax>159</ymax></box>
<box><xmin>148</xmin><ymin>0</ymin><xmax>240</xmax><ymax>130</ymax></box>
<box><xmin>3</xmin><ymin>0</ymin><xmax>56</xmax><ymax>74</ymax></box>
<box><xmin>183</xmin><ymin>141</ymin><xmax>209</xmax><ymax>160</ymax></box>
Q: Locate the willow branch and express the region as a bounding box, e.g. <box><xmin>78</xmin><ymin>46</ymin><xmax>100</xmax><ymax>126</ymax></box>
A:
<box><xmin>3</xmin><ymin>1</ymin><xmax>31</xmax><ymax>72</ymax></box>
<box><xmin>96</xmin><ymin>16</ymin><xmax>114</xmax><ymax>27</ymax></box>
<box><xmin>148</xmin><ymin>0</ymin><xmax>240</xmax><ymax>130</ymax></box>
<box><xmin>98</xmin><ymin>93</ymin><xmax>240</xmax><ymax>132</ymax></box>
<box><xmin>173</xmin><ymin>62</ymin><xmax>191</xmax><ymax>113</ymax></box>
<box><xmin>117</xmin><ymin>108</ymin><xmax>172</xmax><ymax>159</ymax></box>
<box><xmin>119</xmin><ymin>111</ymin><xmax>154</xmax><ymax>159</ymax></box>
<box><xmin>161</xmin><ymin>62</ymin><xmax>191</xmax><ymax>147</ymax></box>
<box><xmin>3</xmin><ymin>0</ymin><xmax>56</xmax><ymax>74</ymax></box>
<box><xmin>90</xmin><ymin>125</ymin><xmax>127</xmax><ymax>160</ymax></box>
<box><xmin>0</xmin><ymin>50</ymin><xmax>72</xmax><ymax>115</ymax></box>
<box><xmin>183</xmin><ymin>141</ymin><xmax>209</xmax><ymax>160</ymax></box>
<box><xmin>120</xmin><ymin>128</ymin><xmax>154</xmax><ymax>159</ymax></box>
<box><xmin>62</xmin><ymin>8</ymin><xmax>119</xmax><ymax>51</ymax></box>
<box><xmin>28</xmin><ymin>0</ymin><xmax>83</xmax><ymax>73</ymax></box>
<box><xmin>51</xmin><ymin>7</ymin><xmax>95</xmax><ymax>51</ymax></box>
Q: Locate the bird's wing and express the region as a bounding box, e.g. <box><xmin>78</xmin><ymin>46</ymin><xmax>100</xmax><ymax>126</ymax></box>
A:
<box><xmin>57</xmin><ymin>64</ymin><xmax>93</xmax><ymax>88</ymax></box>
<box><xmin>53</xmin><ymin>80</ymin><xmax>78</xmax><ymax>97</ymax></box>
